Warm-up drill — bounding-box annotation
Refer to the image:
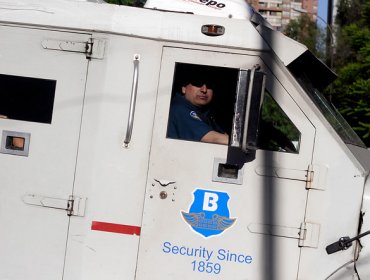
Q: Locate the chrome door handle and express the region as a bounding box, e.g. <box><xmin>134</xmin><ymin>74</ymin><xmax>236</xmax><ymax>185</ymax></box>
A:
<box><xmin>124</xmin><ymin>54</ymin><xmax>140</xmax><ymax>147</ymax></box>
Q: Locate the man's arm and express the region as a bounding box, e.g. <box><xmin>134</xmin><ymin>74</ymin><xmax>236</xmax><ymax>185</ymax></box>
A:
<box><xmin>201</xmin><ymin>131</ymin><xmax>229</xmax><ymax>145</ymax></box>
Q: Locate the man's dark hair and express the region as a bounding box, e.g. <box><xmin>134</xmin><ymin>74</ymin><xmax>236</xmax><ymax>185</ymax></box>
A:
<box><xmin>176</xmin><ymin>63</ymin><xmax>217</xmax><ymax>88</ymax></box>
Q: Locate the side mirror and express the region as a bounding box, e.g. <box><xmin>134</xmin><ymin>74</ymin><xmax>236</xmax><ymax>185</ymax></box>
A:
<box><xmin>230</xmin><ymin>66</ymin><xmax>266</xmax><ymax>153</ymax></box>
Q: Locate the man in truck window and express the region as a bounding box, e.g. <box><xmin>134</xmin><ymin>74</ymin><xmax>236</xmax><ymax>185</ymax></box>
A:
<box><xmin>167</xmin><ymin>73</ymin><xmax>229</xmax><ymax>145</ymax></box>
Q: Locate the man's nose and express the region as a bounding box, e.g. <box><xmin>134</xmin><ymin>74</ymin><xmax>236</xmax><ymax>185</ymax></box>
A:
<box><xmin>200</xmin><ymin>84</ymin><xmax>208</xmax><ymax>92</ymax></box>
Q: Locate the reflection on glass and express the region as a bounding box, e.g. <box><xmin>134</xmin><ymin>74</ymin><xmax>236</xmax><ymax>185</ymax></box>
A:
<box><xmin>296</xmin><ymin>75</ymin><xmax>365</xmax><ymax>147</ymax></box>
<box><xmin>258</xmin><ymin>92</ymin><xmax>301</xmax><ymax>153</ymax></box>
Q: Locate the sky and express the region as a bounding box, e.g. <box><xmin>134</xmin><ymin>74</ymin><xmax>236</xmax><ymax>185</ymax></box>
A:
<box><xmin>318</xmin><ymin>0</ymin><xmax>329</xmax><ymax>27</ymax></box>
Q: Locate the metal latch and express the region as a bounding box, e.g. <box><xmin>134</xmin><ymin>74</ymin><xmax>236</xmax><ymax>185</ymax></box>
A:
<box><xmin>22</xmin><ymin>194</ymin><xmax>86</xmax><ymax>217</ymax></box>
<box><xmin>42</xmin><ymin>38</ymin><xmax>105</xmax><ymax>59</ymax></box>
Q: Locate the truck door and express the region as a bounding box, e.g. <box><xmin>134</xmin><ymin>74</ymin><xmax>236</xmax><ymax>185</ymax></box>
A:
<box><xmin>136</xmin><ymin>47</ymin><xmax>315</xmax><ymax>279</ymax></box>
<box><xmin>0</xmin><ymin>26</ymin><xmax>90</xmax><ymax>279</ymax></box>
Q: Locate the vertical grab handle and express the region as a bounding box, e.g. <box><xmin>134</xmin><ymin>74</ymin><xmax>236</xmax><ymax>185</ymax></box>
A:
<box><xmin>124</xmin><ymin>54</ymin><xmax>140</xmax><ymax>148</ymax></box>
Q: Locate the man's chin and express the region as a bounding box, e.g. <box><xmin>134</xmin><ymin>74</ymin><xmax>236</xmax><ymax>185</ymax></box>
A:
<box><xmin>195</xmin><ymin>101</ymin><xmax>209</xmax><ymax>107</ymax></box>
<box><xmin>196</xmin><ymin>98</ymin><xmax>210</xmax><ymax>105</ymax></box>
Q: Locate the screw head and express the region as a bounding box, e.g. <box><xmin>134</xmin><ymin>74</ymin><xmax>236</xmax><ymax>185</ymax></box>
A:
<box><xmin>160</xmin><ymin>191</ymin><xmax>167</xmax><ymax>199</ymax></box>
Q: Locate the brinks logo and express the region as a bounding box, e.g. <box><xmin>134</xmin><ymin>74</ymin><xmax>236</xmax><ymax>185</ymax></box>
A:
<box><xmin>190</xmin><ymin>111</ymin><xmax>202</xmax><ymax>121</ymax></box>
<box><xmin>182</xmin><ymin>189</ymin><xmax>236</xmax><ymax>238</ymax></box>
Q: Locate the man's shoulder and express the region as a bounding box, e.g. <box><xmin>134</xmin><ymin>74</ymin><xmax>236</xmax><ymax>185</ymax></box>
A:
<box><xmin>170</xmin><ymin>102</ymin><xmax>203</xmax><ymax>123</ymax></box>
<box><xmin>170</xmin><ymin>94</ymin><xmax>192</xmax><ymax>114</ymax></box>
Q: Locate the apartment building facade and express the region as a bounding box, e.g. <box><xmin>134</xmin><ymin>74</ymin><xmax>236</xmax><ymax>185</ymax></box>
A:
<box><xmin>248</xmin><ymin>0</ymin><xmax>318</xmax><ymax>31</ymax></box>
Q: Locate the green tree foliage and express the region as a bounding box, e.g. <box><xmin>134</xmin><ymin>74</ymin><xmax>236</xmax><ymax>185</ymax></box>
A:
<box><xmin>336</xmin><ymin>0</ymin><xmax>363</xmax><ymax>26</ymax></box>
<box><xmin>259</xmin><ymin>93</ymin><xmax>300</xmax><ymax>153</ymax></box>
<box><xmin>331</xmin><ymin>0</ymin><xmax>370</xmax><ymax>145</ymax></box>
<box><xmin>284</xmin><ymin>14</ymin><xmax>325</xmax><ymax>58</ymax></box>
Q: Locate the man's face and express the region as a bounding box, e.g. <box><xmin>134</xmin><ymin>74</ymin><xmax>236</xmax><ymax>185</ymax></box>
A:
<box><xmin>182</xmin><ymin>83</ymin><xmax>213</xmax><ymax>107</ymax></box>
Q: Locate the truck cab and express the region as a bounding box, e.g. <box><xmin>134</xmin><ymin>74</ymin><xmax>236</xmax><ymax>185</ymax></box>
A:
<box><xmin>0</xmin><ymin>0</ymin><xmax>369</xmax><ymax>279</ymax></box>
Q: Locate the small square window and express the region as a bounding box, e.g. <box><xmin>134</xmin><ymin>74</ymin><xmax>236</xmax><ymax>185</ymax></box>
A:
<box><xmin>0</xmin><ymin>74</ymin><xmax>56</xmax><ymax>124</ymax></box>
<box><xmin>1</xmin><ymin>131</ymin><xmax>31</xmax><ymax>157</ymax></box>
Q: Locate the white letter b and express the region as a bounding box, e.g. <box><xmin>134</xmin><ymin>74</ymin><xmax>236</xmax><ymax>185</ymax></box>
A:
<box><xmin>203</xmin><ymin>192</ymin><xmax>219</xmax><ymax>211</ymax></box>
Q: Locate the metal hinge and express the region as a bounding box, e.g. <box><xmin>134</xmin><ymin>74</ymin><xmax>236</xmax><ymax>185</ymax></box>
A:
<box><xmin>298</xmin><ymin>222</ymin><xmax>320</xmax><ymax>248</ymax></box>
<box><xmin>255</xmin><ymin>165</ymin><xmax>312</xmax><ymax>182</ymax></box>
<box><xmin>247</xmin><ymin>221</ymin><xmax>320</xmax><ymax>248</ymax></box>
<box><xmin>66</xmin><ymin>195</ymin><xmax>87</xmax><ymax>216</ymax></box>
<box><xmin>255</xmin><ymin>164</ymin><xmax>327</xmax><ymax>191</ymax></box>
<box><xmin>305</xmin><ymin>164</ymin><xmax>327</xmax><ymax>190</ymax></box>
<box><xmin>22</xmin><ymin>194</ymin><xmax>87</xmax><ymax>217</ymax></box>
<box><xmin>304</xmin><ymin>164</ymin><xmax>314</xmax><ymax>189</ymax></box>
<box><xmin>42</xmin><ymin>38</ymin><xmax>105</xmax><ymax>59</ymax></box>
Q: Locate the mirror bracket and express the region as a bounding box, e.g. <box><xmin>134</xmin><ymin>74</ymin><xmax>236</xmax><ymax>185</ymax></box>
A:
<box><xmin>230</xmin><ymin>65</ymin><xmax>266</xmax><ymax>153</ymax></box>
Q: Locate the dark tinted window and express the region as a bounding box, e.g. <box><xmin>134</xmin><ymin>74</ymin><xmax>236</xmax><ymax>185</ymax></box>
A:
<box><xmin>166</xmin><ymin>63</ymin><xmax>301</xmax><ymax>153</ymax></box>
<box><xmin>166</xmin><ymin>63</ymin><xmax>238</xmax><ymax>142</ymax></box>
<box><xmin>0</xmin><ymin>74</ymin><xmax>56</xmax><ymax>124</ymax></box>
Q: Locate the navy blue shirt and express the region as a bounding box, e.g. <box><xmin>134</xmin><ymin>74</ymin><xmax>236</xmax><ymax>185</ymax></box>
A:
<box><xmin>167</xmin><ymin>93</ymin><xmax>224</xmax><ymax>141</ymax></box>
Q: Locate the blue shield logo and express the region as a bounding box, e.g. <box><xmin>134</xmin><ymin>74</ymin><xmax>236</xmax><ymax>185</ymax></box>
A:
<box><xmin>182</xmin><ymin>189</ymin><xmax>236</xmax><ymax>238</ymax></box>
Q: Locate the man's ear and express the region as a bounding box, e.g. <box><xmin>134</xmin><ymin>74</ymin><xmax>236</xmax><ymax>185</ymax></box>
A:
<box><xmin>181</xmin><ymin>86</ymin><xmax>186</xmax><ymax>94</ymax></box>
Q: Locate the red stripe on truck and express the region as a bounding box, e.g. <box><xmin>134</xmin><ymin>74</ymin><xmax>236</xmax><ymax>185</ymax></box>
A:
<box><xmin>91</xmin><ymin>221</ymin><xmax>141</xmax><ymax>236</ymax></box>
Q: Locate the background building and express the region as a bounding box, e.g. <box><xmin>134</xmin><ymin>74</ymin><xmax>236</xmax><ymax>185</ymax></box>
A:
<box><xmin>248</xmin><ymin>0</ymin><xmax>318</xmax><ymax>30</ymax></box>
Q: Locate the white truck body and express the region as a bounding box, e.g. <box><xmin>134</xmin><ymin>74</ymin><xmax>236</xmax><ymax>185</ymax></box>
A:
<box><xmin>0</xmin><ymin>0</ymin><xmax>370</xmax><ymax>279</ymax></box>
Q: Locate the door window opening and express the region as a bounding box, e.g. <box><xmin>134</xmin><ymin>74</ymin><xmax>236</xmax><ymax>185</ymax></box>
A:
<box><xmin>166</xmin><ymin>63</ymin><xmax>238</xmax><ymax>145</ymax></box>
<box><xmin>165</xmin><ymin>63</ymin><xmax>301</xmax><ymax>153</ymax></box>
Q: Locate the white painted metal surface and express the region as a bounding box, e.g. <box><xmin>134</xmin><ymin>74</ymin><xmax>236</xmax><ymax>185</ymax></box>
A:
<box><xmin>135</xmin><ymin>47</ymin><xmax>316</xmax><ymax>279</ymax></box>
<box><xmin>353</xmin><ymin>175</ymin><xmax>370</xmax><ymax>279</ymax></box>
<box><xmin>256</xmin><ymin>24</ymin><xmax>307</xmax><ymax>65</ymax></box>
<box><xmin>62</xmin><ymin>35</ymin><xmax>163</xmax><ymax>280</ymax></box>
<box><xmin>0</xmin><ymin>0</ymin><xmax>269</xmax><ymax>53</ymax></box>
<box><xmin>144</xmin><ymin>0</ymin><xmax>254</xmax><ymax>19</ymax></box>
<box><xmin>0</xmin><ymin>26</ymin><xmax>90</xmax><ymax>279</ymax></box>
<box><xmin>0</xmin><ymin>0</ymin><xmax>369</xmax><ymax>280</ymax></box>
